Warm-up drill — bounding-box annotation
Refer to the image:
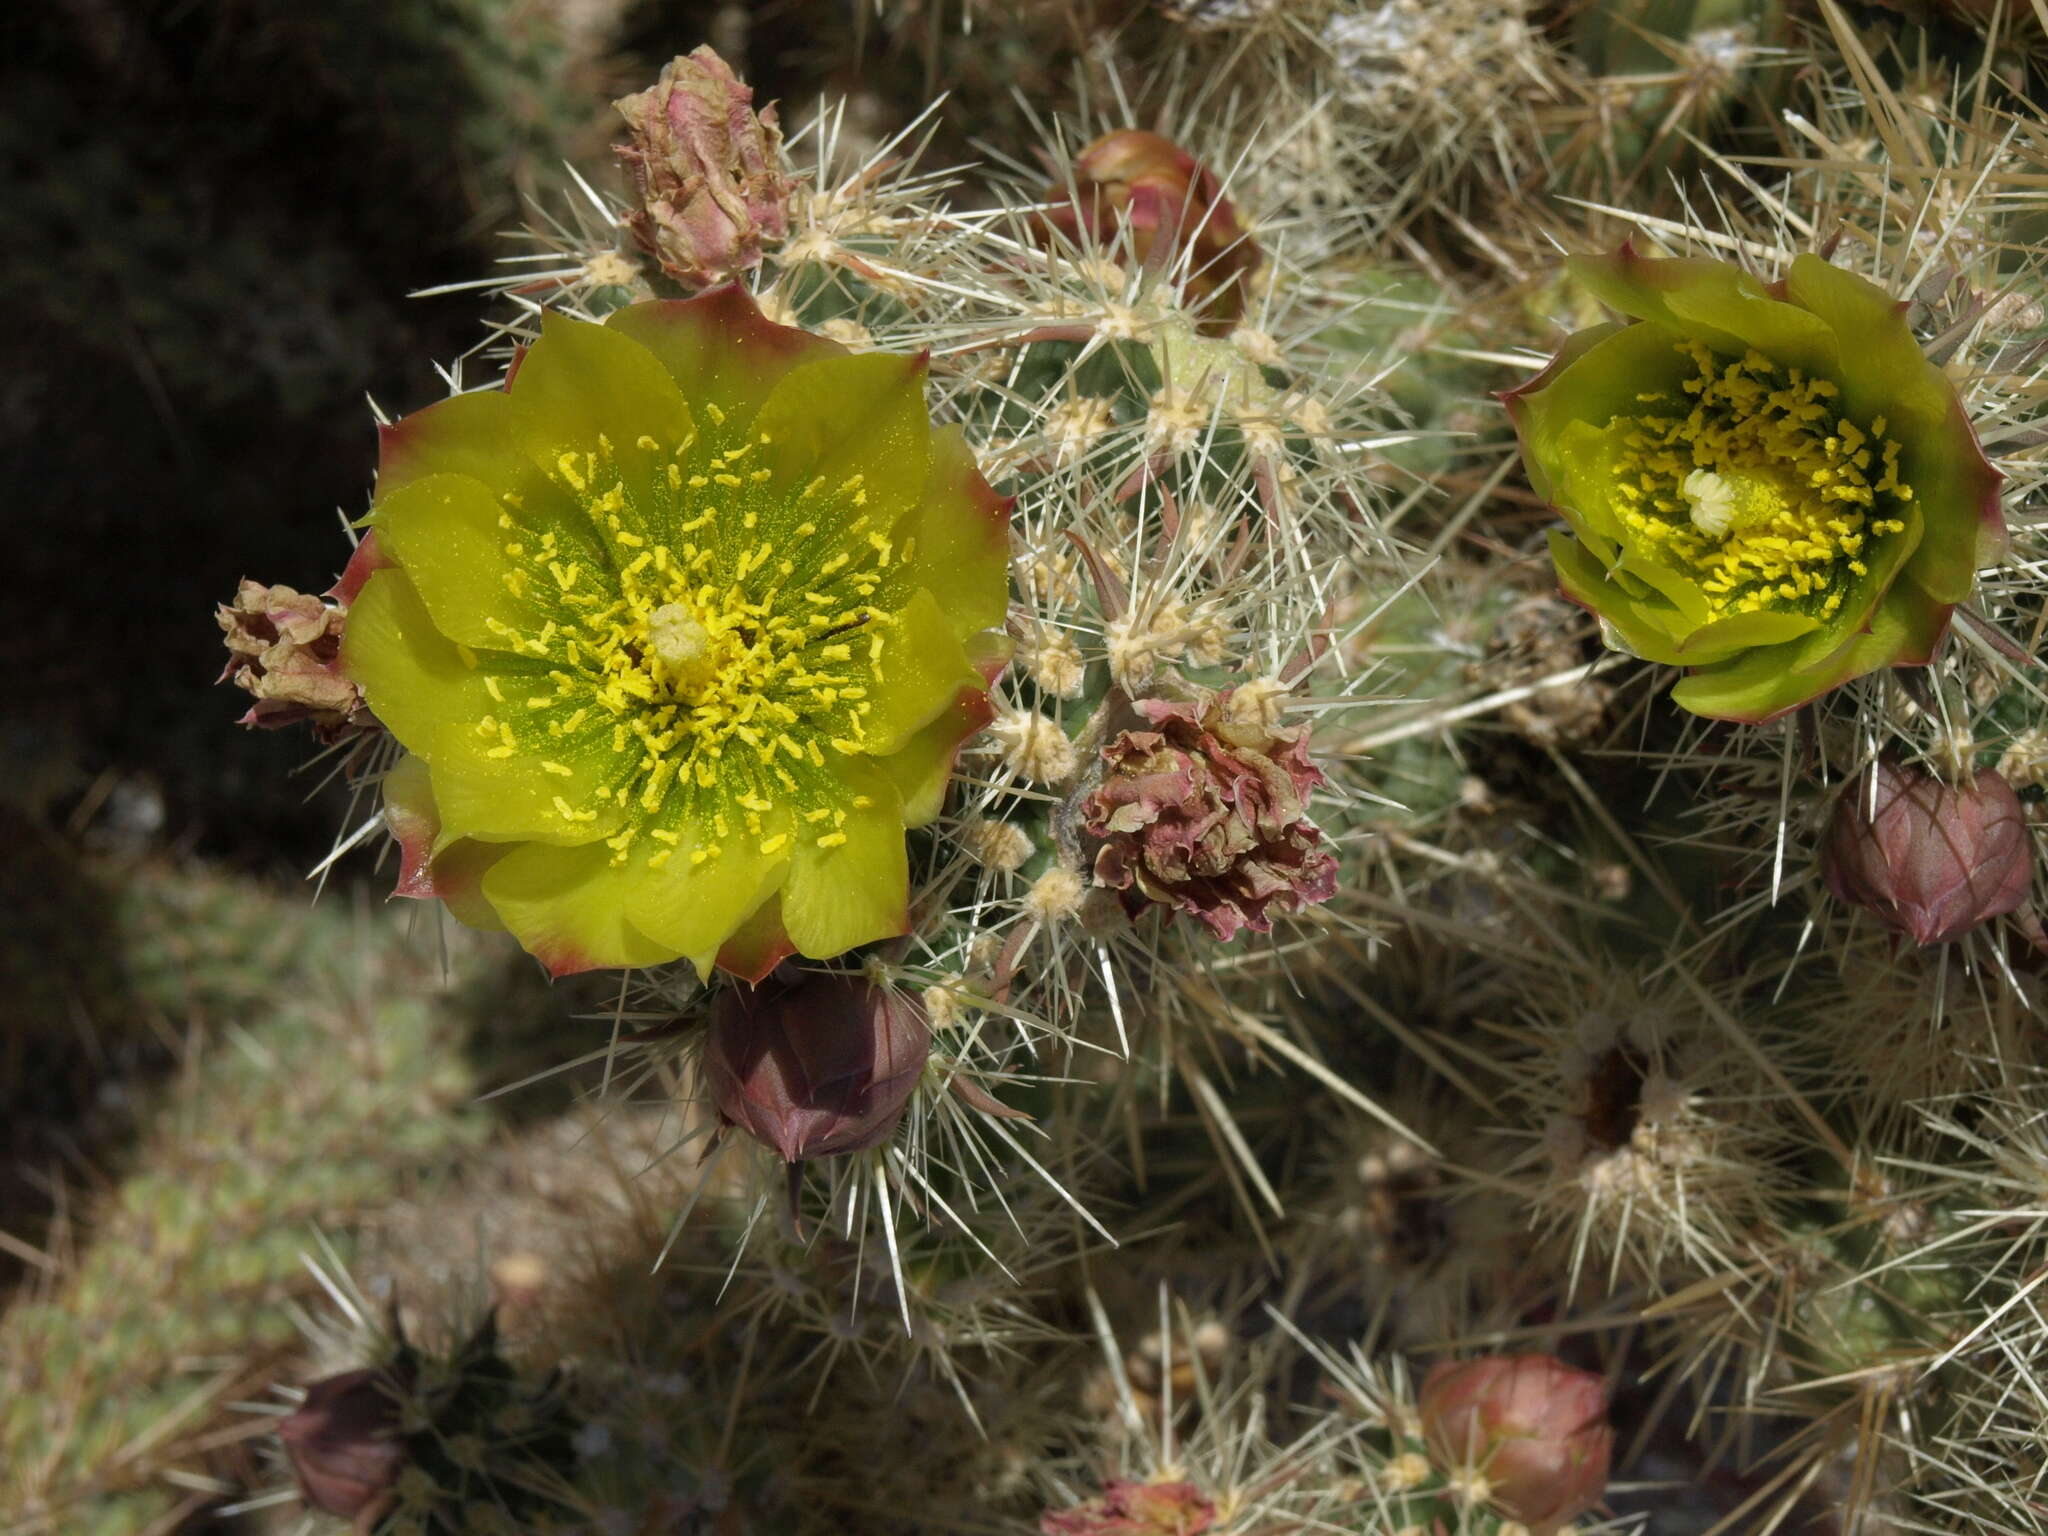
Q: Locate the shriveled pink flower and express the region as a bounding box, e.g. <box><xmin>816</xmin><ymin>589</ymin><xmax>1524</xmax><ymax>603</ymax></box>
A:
<box><xmin>1081</xmin><ymin>688</ymin><xmax>1337</xmax><ymax>940</ymax></box>
<box><xmin>1040</xmin><ymin>1478</ymin><xmax>1216</xmax><ymax>1536</ymax></box>
<box><xmin>1419</xmin><ymin>1355</ymin><xmax>1613</xmax><ymax>1536</ymax></box>
<box><xmin>1821</xmin><ymin>758</ymin><xmax>2034</xmax><ymax>945</ymax></box>
<box><xmin>614</xmin><ymin>47</ymin><xmax>795</xmax><ymax>288</ymax></box>
<box><xmin>704</xmin><ymin>972</ymin><xmax>930</xmax><ymax>1162</ymax></box>
<box><xmin>216</xmin><ymin>579</ymin><xmax>367</xmax><ymax>737</ymax></box>
<box><xmin>277</xmin><ymin>1367</ymin><xmax>409</xmax><ymax>1524</ymax></box>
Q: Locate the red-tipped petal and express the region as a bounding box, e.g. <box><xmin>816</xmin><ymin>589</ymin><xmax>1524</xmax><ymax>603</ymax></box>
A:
<box><xmin>328</xmin><ymin>531</ymin><xmax>394</xmax><ymax>607</ymax></box>
<box><xmin>715</xmin><ymin>892</ymin><xmax>796</xmax><ymax>984</ymax></box>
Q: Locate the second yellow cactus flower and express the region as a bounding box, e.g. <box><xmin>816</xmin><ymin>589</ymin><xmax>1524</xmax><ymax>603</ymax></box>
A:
<box><xmin>1509</xmin><ymin>246</ymin><xmax>2003</xmax><ymax>722</ymax></box>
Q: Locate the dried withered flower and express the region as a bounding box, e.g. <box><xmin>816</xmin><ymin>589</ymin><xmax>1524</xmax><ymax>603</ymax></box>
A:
<box><xmin>1080</xmin><ymin>686</ymin><xmax>1337</xmax><ymax>940</ymax></box>
<box><xmin>613</xmin><ymin>47</ymin><xmax>796</xmax><ymax>289</ymax></box>
<box><xmin>1419</xmin><ymin>1354</ymin><xmax>1613</xmax><ymax>1535</ymax></box>
<box><xmin>1820</xmin><ymin>758</ymin><xmax>2033</xmax><ymax>945</ymax></box>
<box><xmin>277</xmin><ymin>1367</ymin><xmax>408</xmax><ymax>1523</ymax></box>
<box><xmin>704</xmin><ymin>971</ymin><xmax>930</xmax><ymax>1162</ymax></box>
<box><xmin>1040</xmin><ymin>1478</ymin><xmax>1217</xmax><ymax>1536</ymax></box>
<box><xmin>216</xmin><ymin>579</ymin><xmax>366</xmax><ymax>736</ymax></box>
<box><xmin>1039</xmin><ymin>129</ymin><xmax>1259</xmax><ymax>331</ymax></box>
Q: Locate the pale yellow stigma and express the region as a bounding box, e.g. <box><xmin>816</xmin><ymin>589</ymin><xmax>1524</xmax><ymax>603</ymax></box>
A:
<box><xmin>648</xmin><ymin>602</ymin><xmax>717</xmax><ymax>696</ymax></box>
<box><xmin>1681</xmin><ymin>468</ymin><xmax>1738</xmax><ymax>537</ymax></box>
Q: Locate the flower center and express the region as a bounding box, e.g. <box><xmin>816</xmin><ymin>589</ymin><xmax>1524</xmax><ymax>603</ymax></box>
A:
<box><xmin>646</xmin><ymin>602</ymin><xmax>719</xmax><ymax>697</ymax></box>
<box><xmin>476</xmin><ymin>430</ymin><xmax>916</xmax><ymax>870</ymax></box>
<box><xmin>1609</xmin><ymin>340</ymin><xmax>1913</xmax><ymax>622</ymax></box>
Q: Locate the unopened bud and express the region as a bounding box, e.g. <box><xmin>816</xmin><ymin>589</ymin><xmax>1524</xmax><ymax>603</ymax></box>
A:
<box><xmin>614</xmin><ymin>47</ymin><xmax>795</xmax><ymax>288</ymax></box>
<box><xmin>1820</xmin><ymin>759</ymin><xmax>2033</xmax><ymax>945</ymax></box>
<box><xmin>1418</xmin><ymin>1355</ymin><xmax>1613</xmax><ymax>1536</ymax></box>
<box><xmin>277</xmin><ymin>1367</ymin><xmax>410</xmax><ymax>1521</ymax></box>
<box><xmin>704</xmin><ymin>972</ymin><xmax>930</xmax><ymax>1161</ymax></box>
<box><xmin>1039</xmin><ymin>129</ymin><xmax>1258</xmax><ymax>332</ymax></box>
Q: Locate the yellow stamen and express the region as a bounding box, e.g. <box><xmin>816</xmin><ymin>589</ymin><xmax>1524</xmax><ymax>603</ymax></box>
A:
<box><xmin>1607</xmin><ymin>341</ymin><xmax>1912</xmax><ymax>622</ymax></box>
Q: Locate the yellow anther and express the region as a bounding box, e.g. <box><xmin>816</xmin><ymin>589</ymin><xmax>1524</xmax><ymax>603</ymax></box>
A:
<box><xmin>1605</xmin><ymin>342</ymin><xmax>1911</xmax><ymax>623</ymax></box>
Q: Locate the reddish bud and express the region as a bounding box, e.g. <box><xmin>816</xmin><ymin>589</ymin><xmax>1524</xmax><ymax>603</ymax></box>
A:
<box><xmin>1081</xmin><ymin>687</ymin><xmax>1337</xmax><ymax>941</ymax></box>
<box><xmin>277</xmin><ymin>1367</ymin><xmax>409</xmax><ymax>1521</ymax></box>
<box><xmin>216</xmin><ymin>579</ymin><xmax>367</xmax><ymax>738</ymax></box>
<box><xmin>614</xmin><ymin>47</ymin><xmax>796</xmax><ymax>289</ymax></box>
<box><xmin>1040</xmin><ymin>1478</ymin><xmax>1217</xmax><ymax>1536</ymax></box>
<box><xmin>1039</xmin><ymin>129</ymin><xmax>1259</xmax><ymax>331</ymax></box>
<box><xmin>1820</xmin><ymin>759</ymin><xmax>2034</xmax><ymax>945</ymax></box>
<box><xmin>1419</xmin><ymin>1355</ymin><xmax>1613</xmax><ymax>1535</ymax></box>
<box><xmin>704</xmin><ymin>972</ymin><xmax>930</xmax><ymax>1162</ymax></box>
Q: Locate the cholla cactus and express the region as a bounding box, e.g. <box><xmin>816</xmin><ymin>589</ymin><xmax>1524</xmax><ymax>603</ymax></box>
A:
<box><xmin>1145</xmin><ymin>0</ymin><xmax>1569</xmax><ymax>244</ymax></box>
<box><xmin>174</xmin><ymin>13</ymin><xmax>2048</xmax><ymax>1536</ymax></box>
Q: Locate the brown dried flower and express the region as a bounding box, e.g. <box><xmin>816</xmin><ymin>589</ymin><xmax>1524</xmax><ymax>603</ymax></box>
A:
<box><xmin>1039</xmin><ymin>129</ymin><xmax>1259</xmax><ymax>332</ymax></box>
<box><xmin>1820</xmin><ymin>758</ymin><xmax>2034</xmax><ymax>945</ymax></box>
<box><xmin>613</xmin><ymin>47</ymin><xmax>796</xmax><ymax>289</ymax></box>
<box><xmin>704</xmin><ymin>971</ymin><xmax>930</xmax><ymax>1162</ymax></box>
<box><xmin>1080</xmin><ymin>687</ymin><xmax>1337</xmax><ymax>940</ymax></box>
<box><xmin>216</xmin><ymin>579</ymin><xmax>366</xmax><ymax>736</ymax></box>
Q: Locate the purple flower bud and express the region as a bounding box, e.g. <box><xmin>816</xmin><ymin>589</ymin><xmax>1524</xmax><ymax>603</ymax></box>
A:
<box><xmin>1040</xmin><ymin>1478</ymin><xmax>1217</xmax><ymax>1535</ymax></box>
<box><xmin>1419</xmin><ymin>1354</ymin><xmax>1613</xmax><ymax>1535</ymax></box>
<box><xmin>704</xmin><ymin>973</ymin><xmax>930</xmax><ymax>1162</ymax></box>
<box><xmin>613</xmin><ymin>48</ymin><xmax>796</xmax><ymax>289</ymax></box>
<box><xmin>277</xmin><ymin>1367</ymin><xmax>409</xmax><ymax>1521</ymax></box>
<box><xmin>1820</xmin><ymin>759</ymin><xmax>2034</xmax><ymax>945</ymax></box>
<box><xmin>1080</xmin><ymin>687</ymin><xmax>1338</xmax><ymax>941</ymax></box>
